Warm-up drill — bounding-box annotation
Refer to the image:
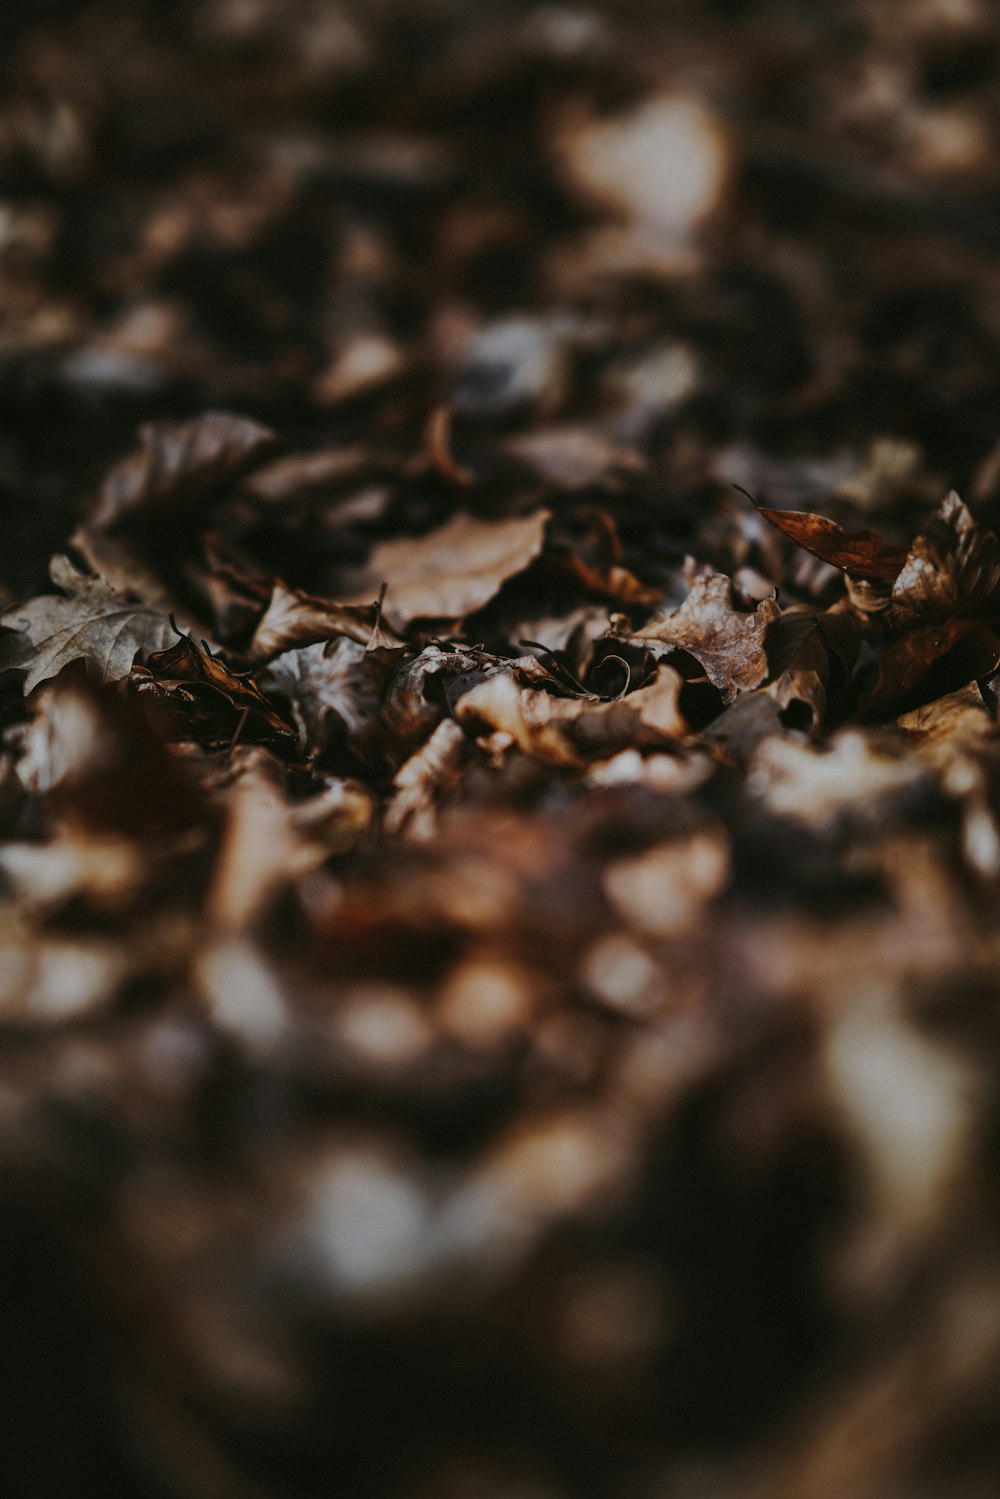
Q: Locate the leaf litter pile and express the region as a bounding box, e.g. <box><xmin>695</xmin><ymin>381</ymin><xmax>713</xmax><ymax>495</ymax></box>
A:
<box><xmin>7</xmin><ymin>3</ymin><xmax>1000</xmax><ymax>1496</ymax></box>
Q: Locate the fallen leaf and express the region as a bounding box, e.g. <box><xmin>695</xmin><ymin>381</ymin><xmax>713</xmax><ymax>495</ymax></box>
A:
<box><xmin>384</xmin><ymin>718</ymin><xmax>467</xmax><ymax>838</ymax></box>
<box><xmin>0</xmin><ymin>555</ymin><xmax>177</xmax><ymax>692</ymax></box>
<box><xmin>857</xmin><ymin>618</ymin><xmax>1000</xmax><ymax>719</ymax></box>
<box><xmin>90</xmin><ymin>411</ymin><xmax>276</xmax><ymax>529</ymax></box>
<box><xmin>756</xmin><ymin>505</ymin><xmax>907</xmax><ymax>583</ymax></box>
<box><xmin>890</xmin><ymin>490</ymin><xmax>1000</xmax><ymax>627</ymax></box>
<box><xmin>240</xmin><ymin>446</ymin><xmax>380</xmax><ymax>507</ymax></box>
<box><xmin>501</xmin><ymin>425</ymin><xmax>645</xmax><ymax>492</ymax></box>
<box><xmin>250</xmin><ymin>580</ymin><xmax>383</xmax><ymax>659</ymax></box>
<box><xmin>455</xmin><ymin>664</ymin><xmax>685</xmax><ymax>766</ymax></box>
<box><xmin>130</xmin><ymin>629</ymin><xmax>296</xmax><ymax>749</ymax></box>
<box><xmin>619</xmin><ymin>574</ymin><xmax>778</xmax><ymax>701</ymax></box>
<box><xmin>345</xmin><ymin>509</ymin><xmax>550</xmax><ymax>623</ymax></box>
<box><xmin>765</xmin><ymin>603</ymin><xmax>866</xmax><ymax>729</ymax></box>
<box><xmin>262</xmin><ymin>638</ymin><xmax>396</xmax><ymax>761</ymax></box>
<box><xmin>381</xmin><ymin>645</ymin><xmax>492</xmax><ymax>742</ymax></box>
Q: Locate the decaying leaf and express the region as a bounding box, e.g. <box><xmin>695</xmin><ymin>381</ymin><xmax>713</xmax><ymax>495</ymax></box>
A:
<box><xmin>250</xmin><ymin>579</ymin><xmax>384</xmax><ymax>659</ymax></box>
<box><xmin>890</xmin><ymin>490</ymin><xmax>1000</xmax><ymax>627</ymax></box>
<box><xmin>345</xmin><ymin>509</ymin><xmax>551</xmax><ymax>623</ymax></box>
<box><xmin>0</xmin><ymin>555</ymin><xmax>178</xmax><ymax>692</ymax></box>
<box><xmin>456</xmin><ymin>664</ymin><xmax>686</xmax><ymax>766</ymax></box>
<box><xmin>262</xmin><ymin>638</ymin><xmax>396</xmax><ymax>760</ymax></box>
<box><xmin>618</xmin><ymin>574</ymin><xmax>779</xmax><ymax>701</ymax></box>
<box><xmin>130</xmin><ymin>628</ymin><xmax>295</xmax><ymax>749</ymax></box>
<box><xmin>858</xmin><ymin>617</ymin><xmax>1000</xmax><ymax>719</ymax></box>
<box><xmin>765</xmin><ymin>602</ymin><xmax>866</xmax><ymax>729</ymax></box>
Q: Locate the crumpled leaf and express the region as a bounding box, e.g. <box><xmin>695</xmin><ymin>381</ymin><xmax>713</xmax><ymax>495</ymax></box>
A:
<box><xmin>90</xmin><ymin>411</ymin><xmax>276</xmax><ymax>529</ymax></box>
<box><xmin>890</xmin><ymin>490</ymin><xmax>1000</xmax><ymax>627</ymax></box>
<box><xmin>618</xmin><ymin>574</ymin><xmax>779</xmax><ymax>701</ymax></box>
<box><xmin>250</xmin><ymin>579</ymin><xmax>385</xmax><ymax>659</ymax></box>
<box><xmin>384</xmin><ymin>718</ymin><xmax>467</xmax><ymax>838</ymax></box>
<box><xmin>130</xmin><ymin>630</ymin><xmax>295</xmax><ymax>749</ymax></box>
<box><xmin>765</xmin><ymin>602</ymin><xmax>866</xmax><ymax>729</ymax></box>
<box><xmin>456</xmin><ymin>664</ymin><xmax>686</xmax><ymax>766</ymax></box>
<box><xmin>262</xmin><ymin>638</ymin><xmax>397</xmax><ymax>761</ymax></box>
<box><xmin>0</xmin><ymin>555</ymin><xmax>178</xmax><ymax>692</ymax></box>
<box><xmin>345</xmin><ymin>509</ymin><xmax>550</xmax><ymax>623</ymax></box>
<box><xmin>756</xmin><ymin>504</ymin><xmax>907</xmax><ymax>583</ymax></box>
<box><xmin>896</xmin><ymin>683</ymin><xmax>996</xmax><ymax>756</ymax></box>
<box><xmin>381</xmin><ymin>645</ymin><xmax>494</xmax><ymax>742</ymax></box>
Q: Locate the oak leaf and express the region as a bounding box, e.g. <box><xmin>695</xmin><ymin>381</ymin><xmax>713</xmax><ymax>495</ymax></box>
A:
<box><xmin>0</xmin><ymin>556</ymin><xmax>177</xmax><ymax>692</ymax></box>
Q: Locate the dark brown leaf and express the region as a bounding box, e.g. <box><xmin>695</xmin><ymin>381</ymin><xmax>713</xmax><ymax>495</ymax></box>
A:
<box><xmin>765</xmin><ymin>602</ymin><xmax>866</xmax><ymax>729</ymax></box>
<box><xmin>131</xmin><ymin>630</ymin><xmax>295</xmax><ymax>749</ymax></box>
<box><xmin>90</xmin><ymin>412</ymin><xmax>276</xmax><ymax>529</ymax></box>
<box><xmin>857</xmin><ymin>617</ymin><xmax>1000</xmax><ymax>719</ymax></box>
<box><xmin>890</xmin><ymin>490</ymin><xmax>1000</xmax><ymax>627</ymax></box>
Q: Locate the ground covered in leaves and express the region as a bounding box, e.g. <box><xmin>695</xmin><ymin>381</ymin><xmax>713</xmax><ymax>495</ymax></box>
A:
<box><xmin>5</xmin><ymin>3</ymin><xmax>1000</xmax><ymax>1497</ymax></box>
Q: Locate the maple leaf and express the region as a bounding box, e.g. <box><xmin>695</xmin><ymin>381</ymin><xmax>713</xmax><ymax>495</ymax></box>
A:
<box><xmin>617</xmin><ymin>574</ymin><xmax>778</xmax><ymax>701</ymax></box>
<box><xmin>0</xmin><ymin>555</ymin><xmax>178</xmax><ymax>692</ymax></box>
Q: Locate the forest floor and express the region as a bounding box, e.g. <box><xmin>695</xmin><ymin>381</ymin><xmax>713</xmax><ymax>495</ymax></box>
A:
<box><xmin>3</xmin><ymin>3</ymin><xmax>1000</xmax><ymax>1497</ymax></box>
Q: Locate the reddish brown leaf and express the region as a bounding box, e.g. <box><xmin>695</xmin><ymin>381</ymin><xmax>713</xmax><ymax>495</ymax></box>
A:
<box><xmin>857</xmin><ymin>617</ymin><xmax>1000</xmax><ymax>719</ymax></box>
<box><xmin>756</xmin><ymin>506</ymin><xmax>907</xmax><ymax>582</ymax></box>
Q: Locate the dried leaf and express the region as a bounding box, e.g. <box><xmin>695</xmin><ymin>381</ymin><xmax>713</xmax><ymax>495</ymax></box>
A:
<box><xmin>621</xmin><ymin>574</ymin><xmax>779</xmax><ymax>701</ymax></box>
<box><xmin>381</xmin><ymin>645</ymin><xmax>491</xmax><ymax>742</ymax></box>
<box><xmin>456</xmin><ymin>664</ymin><xmax>685</xmax><ymax>766</ymax></box>
<box><xmin>90</xmin><ymin>411</ymin><xmax>276</xmax><ymax>529</ymax></box>
<box><xmin>130</xmin><ymin>630</ymin><xmax>295</xmax><ymax>749</ymax></box>
<box><xmin>0</xmin><ymin>555</ymin><xmax>177</xmax><ymax>692</ymax></box>
<box><xmin>890</xmin><ymin>490</ymin><xmax>1000</xmax><ymax>627</ymax></box>
<box><xmin>857</xmin><ymin>618</ymin><xmax>1000</xmax><ymax>719</ymax></box>
<box><xmin>262</xmin><ymin>638</ymin><xmax>397</xmax><ymax>760</ymax></box>
<box><xmin>501</xmin><ymin>425</ymin><xmax>645</xmax><ymax>492</ymax></box>
<box><xmin>756</xmin><ymin>505</ymin><xmax>907</xmax><ymax>583</ymax></box>
<box><xmin>384</xmin><ymin>718</ymin><xmax>467</xmax><ymax>838</ymax></box>
<box><xmin>250</xmin><ymin>580</ymin><xmax>383</xmax><ymax>659</ymax></box>
<box><xmin>345</xmin><ymin>509</ymin><xmax>550</xmax><ymax>623</ymax></box>
<box><xmin>765</xmin><ymin>603</ymin><xmax>866</xmax><ymax>729</ymax></box>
